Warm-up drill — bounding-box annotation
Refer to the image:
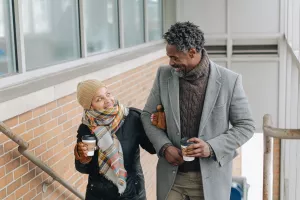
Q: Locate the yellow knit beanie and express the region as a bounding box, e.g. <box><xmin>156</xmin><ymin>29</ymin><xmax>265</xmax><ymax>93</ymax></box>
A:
<box><xmin>77</xmin><ymin>79</ymin><xmax>106</xmax><ymax>109</ymax></box>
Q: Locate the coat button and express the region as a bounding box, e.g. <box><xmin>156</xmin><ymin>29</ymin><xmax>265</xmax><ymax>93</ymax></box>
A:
<box><xmin>172</xmin><ymin>170</ymin><xmax>176</xmax><ymax>174</ymax></box>
<box><xmin>177</xmin><ymin>132</ymin><xmax>180</xmax><ymax>136</ymax></box>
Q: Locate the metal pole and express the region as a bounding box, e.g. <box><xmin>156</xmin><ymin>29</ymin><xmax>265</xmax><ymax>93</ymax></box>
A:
<box><xmin>19</xmin><ymin>147</ymin><xmax>85</xmax><ymax>200</ymax></box>
<box><xmin>263</xmin><ymin>114</ymin><xmax>300</xmax><ymax>139</ymax></box>
<box><xmin>263</xmin><ymin>135</ymin><xmax>273</xmax><ymax>200</ymax></box>
<box><xmin>0</xmin><ymin>121</ymin><xmax>84</xmax><ymax>200</ymax></box>
<box><xmin>0</xmin><ymin>121</ymin><xmax>28</xmax><ymax>149</ymax></box>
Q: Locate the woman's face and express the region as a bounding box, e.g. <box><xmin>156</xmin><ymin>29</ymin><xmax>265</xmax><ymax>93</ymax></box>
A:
<box><xmin>90</xmin><ymin>87</ymin><xmax>115</xmax><ymax>111</ymax></box>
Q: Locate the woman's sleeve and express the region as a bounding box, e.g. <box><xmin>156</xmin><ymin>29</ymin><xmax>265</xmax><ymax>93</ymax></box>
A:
<box><xmin>75</xmin><ymin>124</ymin><xmax>93</xmax><ymax>174</ymax></box>
<box><xmin>138</xmin><ymin>117</ymin><xmax>156</xmax><ymax>154</ymax></box>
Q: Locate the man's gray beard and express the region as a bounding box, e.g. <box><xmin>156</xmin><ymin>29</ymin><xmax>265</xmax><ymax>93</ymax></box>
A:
<box><xmin>173</xmin><ymin>68</ymin><xmax>186</xmax><ymax>78</ymax></box>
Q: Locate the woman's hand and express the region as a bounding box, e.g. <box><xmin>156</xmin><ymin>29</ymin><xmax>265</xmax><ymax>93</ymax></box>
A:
<box><xmin>77</xmin><ymin>142</ymin><xmax>89</xmax><ymax>157</ymax></box>
<box><xmin>74</xmin><ymin>142</ymin><xmax>92</xmax><ymax>164</ymax></box>
<box><xmin>151</xmin><ymin>105</ymin><xmax>166</xmax><ymax>130</ymax></box>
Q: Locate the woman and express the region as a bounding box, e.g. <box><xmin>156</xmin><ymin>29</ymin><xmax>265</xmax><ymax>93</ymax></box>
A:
<box><xmin>74</xmin><ymin>79</ymin><xmax>156</xmax><ymax>200</ymax></box>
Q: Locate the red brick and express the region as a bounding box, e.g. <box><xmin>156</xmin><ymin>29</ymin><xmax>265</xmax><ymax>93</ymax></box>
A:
<box><xmin>0</xmin><ymin>172</ymin><xmax>13</xmax><ymax>189</ymax></box>
<box><xmin>0</xmin><ymin>152</ymin><xmax>12</xmax><ymax>167</ymax></box>
<box><xmin>0</xmin><ymin>167</ymin><xmax>4</xmax><ymax>179</ymax></box>
<box><xmin>0</xmin><ymin>188</ymin><xmax>6</xmax><ymax>199</ymax></box>
<box><xmin>26</xmin><ymin>118</ymin><xmax>40</xmax><ymax>131</ymax></box>
<box><xmin>67</xmin><ymin>108</ymin><xmax>78</xmax><ymax>120</ymax></box>
<box><xmin>41</xmin><ymin>148</ymin><xmax>54</xmax><ymax>161</ymax></box>
<box><xmin>63</xmin><ymin>136</ymin><xmax>75</xmax><ymax>148</ymax></box>
<box><xmin>33</xmin><ymin>192</ymin><xmax>43</xmax><ymax>200</ymax></box>
<box><xmin>11</xmin><ymin>123</ymin><xmax>26</xmax><ymax>135</ymax></box>
<box><xmin>29</xmin><ymin>174</ymin><xmax>42</xmax><ymax>190</ymax></box>
<box><xmin>0</xmin><ymin>133</ymin><xmax>9</xmax><ymax>144</ymax></box>
<box><xmin>62</xmin><ymin>103</ymin><xmax>74</xmax><ymax>113</ymax></box>
<box><xmin>47</xmin><ymin>126</ymin><xmax>62</xmax><ymax>139</ymax></box>
<box><xmin>46</xmin><ymin>101</ymin><xmax>57</xmax><ymax>112</ymax></box>
<box><xmin>20</xmin><ymin>156</ymin><xmax>29</xmax><ymax>165</ymax></box>
<box><xmin>4</xmin><ymin>117</ymin><xmax>18</xmax><ymax>128</ymax></box>
<box><xmin>5</xmin><ymin>192</ymin><xmax>15</xmax><ymax>200</ymax></box>
<box><xmin>33</xmin><ymin>106</ymin><xmax>46</xmax><ymax>118</ymax></box>
<box><xmin>47</xmin><ymin>137</ymin><xmax>58</xmax><ymax>149</ymax></box>
<box><xmin>58</xmin><ymin>114</ymin><xmax>67</xmax><ymax>125</ymax></box>
<box><xmin>0</xmin><ymin>144</ymin><xmax>3</xmax><ymax>156</ymax></box>
<box><xmin>57</xmin><ymin>95</ymin><xmax>75</xmax><ymax>106</ymax></box>
<box><xmin>14</xmin><ymin>163</ymin><xmax>29</xmax><ymax>179</ymax></box>
<box><xmin>15</xmin><ymin>182</ymin><xmax>30</xmax><ymax>199</ymax></box>
<box><xmin>23</xmin><ymin>189</ymin><xmax>37</xmax><ymax>200</ymax></box>
<box><xmin>63</xmin><ymin>121</ymin><xmax>73</xmax><ymax>131</ymax></box>
<box><xmin>40</xmin><ymin>132</ymin><xmax>53</xmax><ymax>145</ymax></box>
<box><xmin>22</xmin><ymin>169</ymin><xmax>35</xmax><ymax>184</ymax></box>
<box><xmin>35</xmin><ymin>144</ymin><xmax>46</xmax><ymax>157</ymax></box>
<box><xmin>51</xmin><ymin>108</ymin><xmax>62</xmax><ymax>118</ymax></box>
<box><xmin>23</xmin><ymin>130</ymin><xmax>34</xmax><ymax>141</ymax></box>
<box><xmin>4</xmin><ymin>140</ymin><xmax>17</xmax><ymax>152</ymax></box>
<box><xmin>30</xmin><ymin>137</ymin><xmax>41</xmax><ymax>149</ymax></box>
<box><xmin>33</xmin><ymin>124</ymin><xmax>46</xmax><ymax>137</ymax></box>
<box><xmin>5</xmin><ymin>157</ymin><xmax>20</xmax><ymax>174</ymax></box>
<box><xmin>7</xmin><ymin>177</ymin><xmax>22</xmax><ymax>195</ymax></box>
<box><xmin>39</xmin><ymin>113</ymin><xmax>52</xmax><ymax>124</ymax></box>
<box><xmin>19</xmin><ymin>111</ymin><xmax>33</xmax><ymax>123</ymax></box>
<box><xmin>44</xmin><ymin>119</ymin><xmax>58</xmax><ymax>131</ymax></box>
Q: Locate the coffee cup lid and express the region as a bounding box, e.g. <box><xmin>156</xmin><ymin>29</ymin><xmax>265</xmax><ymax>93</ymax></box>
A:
<box><xmin>180</xmin><ymin>137</ymin><xmax>194</xmax><ymax>146</ymax></box>
<box><xmin>82</xmin><ymin>135</ymin><xmax>96</xmax><ymax>140</ymax></box>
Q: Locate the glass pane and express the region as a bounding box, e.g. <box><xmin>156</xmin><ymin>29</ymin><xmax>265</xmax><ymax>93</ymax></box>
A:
<box><xmin>123</xmin><ymin>0</ymin><xmax>145</xmax><ymax>48</ymax></box>
<box><xmin>84</xmin><ymin>0</ymin><xmax>119</xmax><ymax>55</ymax></box>
<box><xmin>147</xmin><ymin>0</ymin><xmax>163</xmax><ymax>41</ymax></box>
<box><xmin>22</xmin><ymin>0</ymin><xmax>80</xmax><ymax>71</ymax></box>
<box><xmin>0</xmin><ymin>0</ymin><xmax>16</xmax><ymax>76</ymax></box>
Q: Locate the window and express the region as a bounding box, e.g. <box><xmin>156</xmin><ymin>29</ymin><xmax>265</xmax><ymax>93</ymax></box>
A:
<box><xmin>123</xmin><ymin>0</ymin><xmax>145</xmax><ymax>48</ymax></box>
<box><xmin>21</xmin><ymin>0</ymin><xmax>80</xmax><ymax>71</ymax></box>
<box><xmin>0</xmin><ymin>0</ymin><xmax>16</xmax><ymax>76</ymax></box>
<box><xmin>147</xmin><ymin>0</ymin><xmax>163</xmax><ymax>41</ymax></box>
<box><xmin>84</xmin><ymin>0</ymin><xmax>119</xmax><ymax>55</ymax></box>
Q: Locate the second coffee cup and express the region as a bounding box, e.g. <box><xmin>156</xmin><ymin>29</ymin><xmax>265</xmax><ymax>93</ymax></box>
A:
<box><xmin>180</xmin><ymin>137</ymin><xmax>195</xmax><ymax>162</ymax></box>
<box><xmin>82</xmin><ymin>135</ymin><xmax>97</xmax><ymax>156</ymax></box>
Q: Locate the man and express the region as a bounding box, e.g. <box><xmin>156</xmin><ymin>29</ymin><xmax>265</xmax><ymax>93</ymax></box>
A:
<box><xmin>141</xmin><ymin>22</ymin><xmax>255</xmax><ymax>200</ymax></box>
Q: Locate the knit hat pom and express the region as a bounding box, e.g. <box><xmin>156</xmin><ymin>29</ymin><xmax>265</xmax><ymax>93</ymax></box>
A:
<box><xmin>77</xmin><ymin>79</ymin><xmax>106</xmax><ymax>109</ymax></box>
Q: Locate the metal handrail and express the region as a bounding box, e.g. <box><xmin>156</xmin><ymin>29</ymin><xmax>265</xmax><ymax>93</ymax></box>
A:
<box><xmin>263</xmin><ymin>114</ymin><xmax>300</xmax><ymax>200</ymax></box>
<box><xmin>0</xmin><ymin>121</ymin><xmax>85</xmax><ymax>200</ymax></box>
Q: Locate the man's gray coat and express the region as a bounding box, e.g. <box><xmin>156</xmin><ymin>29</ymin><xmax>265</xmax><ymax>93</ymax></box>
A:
<box><xmin>141</xmin><ymin>61</ymin><xmax>255</xmax><ymax>200</ymax></box>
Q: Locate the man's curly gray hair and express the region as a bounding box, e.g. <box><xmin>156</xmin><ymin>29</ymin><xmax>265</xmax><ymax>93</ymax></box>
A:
<box><xmin>163</xmin><ymin>21</ymin><xmax>205</xmax><ymax>53</ymax></box>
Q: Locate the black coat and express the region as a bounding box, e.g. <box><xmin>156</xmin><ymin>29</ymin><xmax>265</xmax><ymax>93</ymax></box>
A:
<box><xmin>75</xmin><ymin>108</ymin><xmax>156</xmax><ymax>200</ymax></box>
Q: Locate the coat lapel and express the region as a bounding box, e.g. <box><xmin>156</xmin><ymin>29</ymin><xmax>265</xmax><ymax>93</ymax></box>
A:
<box><xmin>198</xmin><ymin>62</ymin><xmax>222</xmax><ymax>136</ymax></box>
<box><xmin>168</xmin><ymin>71</ymin><xmax>180</xmax><ymax>132</ymax></box>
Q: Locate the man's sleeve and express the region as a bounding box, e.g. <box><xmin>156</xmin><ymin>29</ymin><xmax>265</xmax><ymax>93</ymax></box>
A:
<box><xmin>141</xmin><ymin>67</ymin><xmax>172</xmax><ymax>156</ymax></box>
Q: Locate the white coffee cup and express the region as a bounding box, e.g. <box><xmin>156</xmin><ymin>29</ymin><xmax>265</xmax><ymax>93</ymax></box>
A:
<box><xmin>180</xmin><ymin>137</ymin><xmax>195</xmax><ymax>162</ymax></box>
<box><xmin>82</xmin><ymin>135</ymin><xmax>96</xmax><ymax>156</ymax></box>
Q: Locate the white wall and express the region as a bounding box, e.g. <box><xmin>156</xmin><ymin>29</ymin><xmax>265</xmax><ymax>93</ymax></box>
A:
<box><xmin>177</xmin><ymin>0</ymin><xmax>227</xmax><ymax>34</ymax></box>
<box><xmin>177</xmin><ymin>0</ymin><xmax>281</xmax><ymax>36</ymax></box>
<box><xmin>231</xmin><ymin>61</ymin><xmax>279</xmax><ymax>132</ymax></box>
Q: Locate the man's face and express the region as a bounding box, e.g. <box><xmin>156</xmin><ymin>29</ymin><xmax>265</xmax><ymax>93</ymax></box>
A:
<box><xmin>166</xmin><ymin>44</ymin><xmax>196</xmax><ymax>74</ymax></box>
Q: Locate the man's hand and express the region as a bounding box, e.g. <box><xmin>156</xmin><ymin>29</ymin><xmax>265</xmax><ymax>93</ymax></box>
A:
<box><xmin>77</xmin><ymin>142</ymin><xmax>89</xmax><ymax>157</ymax></box>
<box><xmin>184</xmin><ymin>138</ymin><xmax>211</xmax><ymax>158</ymax></box>
<box><xmin>164</xmin><ymin>146</ymin><xmax>184</xmax><ymax>166</ymax></box>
